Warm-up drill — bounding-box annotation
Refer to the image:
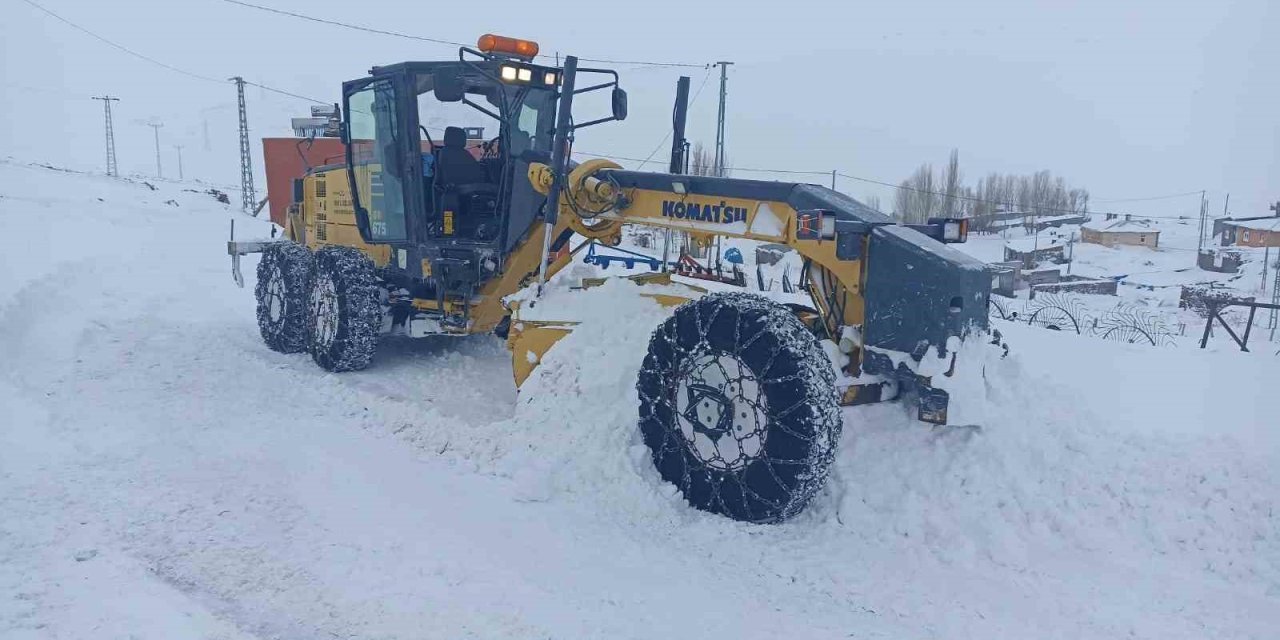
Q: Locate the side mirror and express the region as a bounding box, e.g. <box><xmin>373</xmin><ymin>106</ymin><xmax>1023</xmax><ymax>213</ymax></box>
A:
<box><xmin>434</xmin><ymin>69</ymin><xmax>465</xmax><ymax>103</ymax></box>
<box><xmin>611</xmin><ymin>87</ymin><xmax>628</xmax><ymax>121</ymax></box>
<box><xmin>338</xmin><ymin>121</ymin><xmax>349</xmax><ymax>144</ymax></box>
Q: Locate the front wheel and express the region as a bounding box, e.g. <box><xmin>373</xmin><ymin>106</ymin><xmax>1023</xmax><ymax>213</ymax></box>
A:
<box><xmin>255</xmin><ymin>242</ymin><xmax>313</xmax><ymax>353</ymax></box>
<box><xmin>637</xmin><ymin>292</ymin><xmax>843</xmax><ymax>523</ymax></box>
<box><xmin>308</xmin><ymin>246</ymin><xmax>381</xmax><ymax>372</ymax></box>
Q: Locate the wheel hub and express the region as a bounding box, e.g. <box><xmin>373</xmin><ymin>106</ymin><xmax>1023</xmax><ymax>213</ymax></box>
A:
<box><xmin>674</xmin><ymin>352</ymin><xmax>769</xmax><ymax>471</ymax></box>
<box><xmin>312</xmin><ymin>276</ymin><xmax>339</xmax><ymax>349</ymax></box>
<box><xmin>266</xmin><ymin>266</ymin><xmax>286</xmax><ymax>323</ymax></box>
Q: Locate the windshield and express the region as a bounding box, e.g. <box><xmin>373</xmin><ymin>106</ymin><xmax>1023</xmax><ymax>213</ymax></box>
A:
<box><xmin>417</xmin><ymin>95</ymin><xmax>494</xmax><ymax>145</ymax></box>
<box><xmin>512</xmin><ymin>89</ymin><xmax>554</xmax><ymax>158</ymax></box>
<box><xmin>414</xmin><ymin>73</ymin><xmax>555</xmax><ymax>160</ymax></box>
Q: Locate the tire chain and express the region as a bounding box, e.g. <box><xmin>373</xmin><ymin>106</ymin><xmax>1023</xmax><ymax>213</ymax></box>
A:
<box><xmin>638</xmin><ymin>292</ymin><xmax>842</xmax><ymax>523</ymax></box>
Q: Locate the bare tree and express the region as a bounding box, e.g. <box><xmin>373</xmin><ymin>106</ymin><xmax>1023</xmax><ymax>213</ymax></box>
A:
<box><xmin>1068</xmin><ymin>188</ymin><xmax>1090</xmax><ymax>216</ymax></box>
<box><xmin>687</xmin><ymin>142</ymin><xmax>729</xmax><ymax>178</ymax></box>
<box><xmin>863</xmin><ymin>193</ymin><xmax>883</xmax><ymax>213</ymax></box>
<box><xmin>940</xmin><ymin>149</ymin><xmax>962</xmax><ymax>216</ymax></box>
<box><xmin>898</xmin><ymin>153</ymin><xmax>1090</xmax><ymax>234</ymax></box>
<box><xmin>894</xmin><ymin>163</ymin><xmax>939</xmax><ymax>224</ymax></box>
<box><xmin>689</xmin><ymin>143</ymin><xmax>714</xmax><ymax>177</ymax></box>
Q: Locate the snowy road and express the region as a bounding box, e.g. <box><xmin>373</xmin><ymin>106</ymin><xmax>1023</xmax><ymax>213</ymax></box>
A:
<box><xmin>2</xmin><ymin>160</ymin><xmax>1277</xmax><ymax>638</ymax></box>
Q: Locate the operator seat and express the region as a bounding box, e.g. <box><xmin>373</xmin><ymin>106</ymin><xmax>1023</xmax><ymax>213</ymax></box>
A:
<box><xmin>435</xmin><ymin>126</ymin><xmax>497</xmax><ymax>239</ymax></box>
<box><xmin>437</xmin><ymin>127</ymin><xmax>488</xmax><ymax>187</ymax></box>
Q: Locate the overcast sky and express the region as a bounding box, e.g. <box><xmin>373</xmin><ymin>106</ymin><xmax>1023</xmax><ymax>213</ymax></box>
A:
<box><xmin>3</xmin><ymin>0</ymin><xmax>1276</xmax><ymax>217</ymax></box>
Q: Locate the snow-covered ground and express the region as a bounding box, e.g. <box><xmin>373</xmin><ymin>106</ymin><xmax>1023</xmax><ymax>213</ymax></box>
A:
<box><xmin>1</xmin><ymin>159</ymin><xmax>1277</xmax><ymax>638</ymax></box>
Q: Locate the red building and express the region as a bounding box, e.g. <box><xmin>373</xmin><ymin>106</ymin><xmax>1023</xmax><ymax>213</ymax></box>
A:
<box><xmin>261</xmin><ymin>137</ymin><xmax>347</xmax><ymax>227</ymax></box>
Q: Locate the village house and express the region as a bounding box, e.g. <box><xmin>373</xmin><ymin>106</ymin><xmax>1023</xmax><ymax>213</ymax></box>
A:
<box><xmin>1080</xmin><ymin>215</ymin><xmax>1160</xmax><ymax>248</ymax></box>
<box><xmin>1218</xmin><ymin>216</ymin><xmax>1280</xmax><ymax>248</ymax></box>
<box><xmin>1003</xmin><ymin>235</ymin><xmax>1067</xmax><ymax>269</ymax></box>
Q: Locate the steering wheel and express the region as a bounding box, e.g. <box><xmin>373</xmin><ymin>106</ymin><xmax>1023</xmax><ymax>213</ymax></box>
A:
<box><xmin>480</xmin><ymin>135</ymin><xmax>502</xmax><ymax>159</ymax></box>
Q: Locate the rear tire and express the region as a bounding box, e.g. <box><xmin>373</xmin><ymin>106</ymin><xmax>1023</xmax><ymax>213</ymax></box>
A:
<box><xmin>255</xmin><ymin>242</ymin><xmax>313</xmax><ymax>353</ymax></box>
<box><xmin>637</xmin><ymin>292</ymin><xmax>842</xmax><ymax>523</ymax></box>
<box><xmin>308</xmin><ymin>246</ymin><xmax>381</xmax><ymax>372</ymax></box>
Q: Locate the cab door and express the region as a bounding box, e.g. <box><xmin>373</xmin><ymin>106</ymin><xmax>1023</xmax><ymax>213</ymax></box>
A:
<box><xmin>343</xmin><ymin>75</ymin><xmax>418</xmax><ymax>246</ymax></box>
<box><xmin>500</xmin><ymin>87</ymin><xmax>557</xmax><ymax>252</ymax></box>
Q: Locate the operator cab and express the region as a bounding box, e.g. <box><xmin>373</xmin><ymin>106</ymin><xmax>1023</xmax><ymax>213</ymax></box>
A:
<box><xmin>341</xmin><ymin>55</ymin><xmax>558</xmax><ymax>254</ymax></box>
<box><xmin>338</xmin><ymin>35</ymin><xmax>626</xmax><ymax>327</ymax></box>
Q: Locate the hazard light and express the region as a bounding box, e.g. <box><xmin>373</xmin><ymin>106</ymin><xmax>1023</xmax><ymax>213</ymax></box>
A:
<box><xmin>943</xmin><ymin>218</ymin><xmax>969</xmax><ymax>243</ymax></box>
<box><xmin>925</xmin><ymin>217</ymin><xmax>970</xmax><ymax>243</ymax></box>
<box><xmin>477</xmin><ymin>34</ymin><xmax>539</xmax><ymax>60</ymax></box>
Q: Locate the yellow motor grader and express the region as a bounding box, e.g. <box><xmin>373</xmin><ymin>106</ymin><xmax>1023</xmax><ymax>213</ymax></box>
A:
<box><xmin>228</xmin><ymin>35</ymin><xmax>992</xmax><ymax>522</ymax></box>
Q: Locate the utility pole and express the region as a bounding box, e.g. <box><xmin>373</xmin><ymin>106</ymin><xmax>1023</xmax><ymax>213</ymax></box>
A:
<box><xmin>230</xmin><ymin>76</ymin><xmax>257</xmax><ymax>213</ymax></box>
<box><xmin>664</xmin><ymin>75</ymin><xmax>691</xmax><ymax>274</ymax></box>
<box><xmin>1196</xmin><ymin>190</ymin><xmax>1209</xmax><ymax>254</ymax></box>
<box><xmin>147</xmin><ymin>122</ymin><xmax>164</xmax><ymax>178</ymax></box>
<box><xmin>1262</xmin><ymin>246</ymin><xmax>1270</xmax><ymax>293</ymax></box>
<box><xmin>1032</xmin><ymin>206</ymin><xmax>1040</xmax><ymax>254</ymax></box>
<box><xmin>1272</xmin><ymin>248</ymin><xmax>1280</xmax><ymax>334</ymax></box>
<box><xmin>173</xmin><ymin>144</ymin><xmax>184</xmax><ymax>180</ymax></box>
<box><xmin>831</xmin><ymin>170</ymin><xmax>837</xmax><ymax>190</ymax></box>
<box><xmin>1270</xmin><ymin>201</ymin><xmax>1280</xmax><ymax>332</ymax></box>
<box><xmin>1067</xmin><ymin>231</ymin><xmax>1077</xmax><ymax>275</ymax></box>
<box><xmin>92</xmin><ymin>96</ymin><xmax>120</xmax><ymax>177</ymax></box>
<box><xmin>712</xmin><ymin>61</ymin><xmax>733</xmax><ymax>178</ymax></box>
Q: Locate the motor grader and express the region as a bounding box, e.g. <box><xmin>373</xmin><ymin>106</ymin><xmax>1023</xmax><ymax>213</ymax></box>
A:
<box><xmin>228</xmin><ymin>35</ymin><xmax>992</xmax><ymax>523</ymax></box>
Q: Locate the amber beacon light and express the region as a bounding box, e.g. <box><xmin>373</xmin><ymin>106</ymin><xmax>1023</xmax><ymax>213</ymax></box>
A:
<box><xmin>477</xmin><ymin>34</ymin><xmax>540</xmax><ymax>60</ymax></box>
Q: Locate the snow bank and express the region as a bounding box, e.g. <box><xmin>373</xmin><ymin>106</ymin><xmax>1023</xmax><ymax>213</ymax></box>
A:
<box><xmin>1</xmin><ymin>160</ymin><xmax>1276</xmax><ymax>638</ymax></box>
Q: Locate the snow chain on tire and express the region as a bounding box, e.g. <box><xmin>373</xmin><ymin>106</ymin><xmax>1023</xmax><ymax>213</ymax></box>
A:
<box><xmin>308</xmin><ymin>246</ymin><xmax>381</xmax><ymax>372</ymax></box>
<box><xmin>255</xmin><ymin>242</ymin><xmax>314</xmax><ymax>353</ymax></box>
<box><xmin>637</xmin><ymin>292</ymin><xmax>843</xmax><ymax>523</ymax></box>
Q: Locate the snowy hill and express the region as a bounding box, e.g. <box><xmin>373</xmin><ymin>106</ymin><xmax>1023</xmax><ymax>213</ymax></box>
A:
<box><xmin>1</xmin><ymin>159</ymin><xmax>1277</xmax><ymax>638</ymax></box>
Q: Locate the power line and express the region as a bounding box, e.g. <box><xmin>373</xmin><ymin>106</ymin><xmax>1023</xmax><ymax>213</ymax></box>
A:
<box><xmin>220</xmin><ymin>0</ymin><xmax>709</xmax><ymax>69</ymax></box>
<box><xmin>4</xmin><ymin>82</ymin><xmax>89</xmax><ymax>100</ymax></box>
<box><xmin>575</xmin><ymin>54</ymin><xmax>707</xmax><ymax>70</ymax></box>
<box><xmin>17</xmin><ymin>0</ymin><xmax>223</xmax><ymax>83</ymax></box>
<box><xmin>241</xmin><ymin>79</ymin><xmax>327</xmax><ymax>105</ymax></box>
<box><xmin>18</xmin><ymin>0</ymin><xmax>325</xmax><ymax>105</ymax></box>
<box><xmin>221</xmin><ymin>0</ymin><xmax>466</xmax><ymax>48</ymax></box>
<box><xmin>1093</xmin><ymin>190</ymin><xmax>1205</xmax><ymax>203</ymax></box>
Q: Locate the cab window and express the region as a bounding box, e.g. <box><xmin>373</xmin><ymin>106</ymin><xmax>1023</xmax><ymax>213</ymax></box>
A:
<box><xmin>346</xmin><ymin>79</ymin><xmax>408</xmax><ymax>243</ymax></box>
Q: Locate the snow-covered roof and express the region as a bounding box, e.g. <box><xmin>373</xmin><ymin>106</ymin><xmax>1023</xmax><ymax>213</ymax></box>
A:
<box><xmin>988</xmin><ymin>213</ymin><xmax>1085</xmax><ymax>229</ymax></box>
<box><xmin>1004</xmin><ymin>236</ymin><xmax>1066</xmax><ymax>254</ymax></box>
<box><xmin>1038</xmin><ymin>213</ymin><xmax>1087</xmax><ymax>223</ymax></box>
<box><xmin>1081</xmin><ymin>218</ymin><xmax>1158</xmax><ymax>233</ymax></box>
<box><xmin>1224</xmin><ymin>216</ymin><xmax>1280</xmax><ymax>232</ymax></box>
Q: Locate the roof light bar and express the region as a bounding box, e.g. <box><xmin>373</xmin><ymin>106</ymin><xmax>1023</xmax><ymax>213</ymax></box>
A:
<box><xmin>477</xmin><ymin>34</ymin><xmax>539</xmax><ymax>60</ymax></box>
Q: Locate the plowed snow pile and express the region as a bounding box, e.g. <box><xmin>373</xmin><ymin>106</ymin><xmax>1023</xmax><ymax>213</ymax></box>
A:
<box><xmin>2</xmin><ymin>159</ymin><xmax>1276</xmax><ymax>639</ymax></box>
